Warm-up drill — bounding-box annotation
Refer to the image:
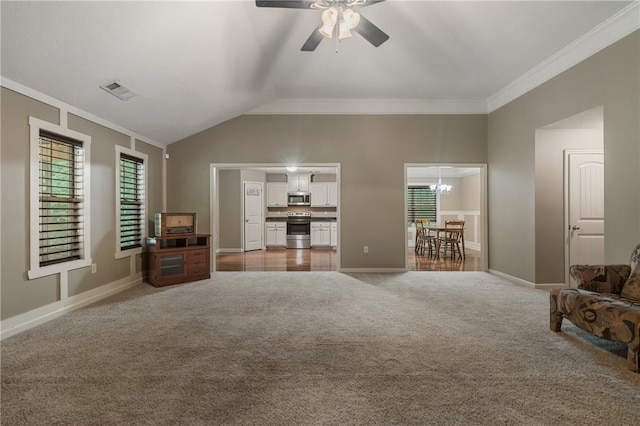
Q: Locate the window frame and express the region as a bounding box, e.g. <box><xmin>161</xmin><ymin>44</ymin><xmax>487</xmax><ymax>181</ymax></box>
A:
<box><xmin>115</xmin><ymin>146</ymin><xmax>148</xmax><ymax>259</ymax></box>
<box><xmin>28</xmin><ymin>117</ymin><xmax>92</xmax><ymax>279</ymax></box>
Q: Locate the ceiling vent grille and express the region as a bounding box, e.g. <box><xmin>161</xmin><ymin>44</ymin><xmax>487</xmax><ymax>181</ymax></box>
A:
<box><xmin>99</xmin><ymin>80</ymin><xmax>136</xmax><ymax>101</ymax></box>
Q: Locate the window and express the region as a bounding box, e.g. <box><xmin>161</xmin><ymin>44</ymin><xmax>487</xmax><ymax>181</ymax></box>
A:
<box><xmin>115</xmin><ymin>146</ymin><xmax>147</xmax><ymax>257</ymax></box>
<box><xmin>407</xmin><ymin>186</ymin><xmax>437</xmax><ymax>225</ymax></box>
<box><xmin>29</xmin><ymin>117</ymin><xmax>91</xmax><ymax>279</ymax></box>
<box><xmin>38</xmin><ymin>131</ymin><xmax>85</xmax><ymax>266</ymax></box>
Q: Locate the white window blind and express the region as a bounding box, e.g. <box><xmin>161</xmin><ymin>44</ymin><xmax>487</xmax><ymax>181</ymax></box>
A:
<box><xmin>407</xmin><ymin>186</ymin><xmax>437</xmax><ymax>224</ymax></box>
<box><xmin>38</xmin><ymin>131</ymin><xmax>85</xmax><ymax>266</ymax></box>
<box><xmin>119</xmin><ymin>153</ymin><xmax>144</xmax><ymax>250</ymax></box>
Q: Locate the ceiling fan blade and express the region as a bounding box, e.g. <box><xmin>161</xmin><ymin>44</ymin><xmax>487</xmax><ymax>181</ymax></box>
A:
<box><xmin>353</xmin><ymin>15</ymin><xmax>389</xmax><ymax>47</ymax></box>
<box><xmin>255</xmin><ymin>0</ymin><xmax>316</xmax><ymax>9</ymax></box>
<box><xmin>361</xmin><ymin>0</ymin><xmax>387</xmax><ymax>7</ymax></box>
<box><xmin>301</xmin><ymin>24</ymin><xmax>324</xmax><ymax>51</ymax></box>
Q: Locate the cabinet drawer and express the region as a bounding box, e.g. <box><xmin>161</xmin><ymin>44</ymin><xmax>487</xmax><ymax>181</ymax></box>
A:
<box><xmin>188</xmin><ymin>252</ymin><xmax>207</xmax><ymax>265</ymax></box>
<box><xmin>189</xmin><ymin>265</ymin><xmax>209</xmax><ymax>276</ymax></box>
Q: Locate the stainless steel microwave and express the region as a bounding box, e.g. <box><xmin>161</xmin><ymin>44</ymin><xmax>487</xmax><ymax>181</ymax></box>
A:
<box><xmin>287</xmin><ymin>192</ymin><xmax>310</xmax><ymax>206</ymax></box>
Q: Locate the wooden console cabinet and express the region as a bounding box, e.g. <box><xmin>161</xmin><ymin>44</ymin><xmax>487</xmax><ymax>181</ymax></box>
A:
<box><xmin>145</xmin><ymin>234</ymin><xmax>210</xmax><ymax>287</ymax></box>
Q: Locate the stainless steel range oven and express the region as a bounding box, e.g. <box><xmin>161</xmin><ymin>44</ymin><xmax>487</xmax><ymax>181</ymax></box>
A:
<box><xmin>286</xmin><ymin>211</ymin><xmax>311</xmax><ymax>249</ymax></box>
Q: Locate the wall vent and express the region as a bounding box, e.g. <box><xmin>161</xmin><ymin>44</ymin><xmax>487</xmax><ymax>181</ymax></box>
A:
<box><xmin>99</xmin><ymin>80</ymin><xmax>136</xmax><ymax>101</ymax></box>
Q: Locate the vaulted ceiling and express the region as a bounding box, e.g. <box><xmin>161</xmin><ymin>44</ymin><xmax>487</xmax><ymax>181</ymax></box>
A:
<box><xmin>1</xmin><ymin>1</ymin><xmax>636</xmax><ymax>145</ymax></box>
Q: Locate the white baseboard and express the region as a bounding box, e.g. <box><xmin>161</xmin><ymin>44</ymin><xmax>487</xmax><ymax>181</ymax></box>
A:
<box><xmin>216</xmin><ymin>248</ymin><xmax>243</xmax><ymax>254</ymax></box>
<box><xmin>489</xmin><ymin>269</ymin><xmax>566</xmax><ymax>291</ymax></box>
<box><xmin>534</xmin><ymin>283</ymin><xmax>567</xmax><ymax>291</ymax></box>
<box><xmin>465</xmin><ymin>242</ymin><xmax>481</xmax><ymax>251</ymax></box>
<box><xmin>1</xmin><ymin>275</ymin><xmax>142</xmax><ymax>340</ymax></box>
<box><xmin>489</xmin><ymin>269</ymin><xmax>535</xmax><ymax>288</ymax></box>
<box><xmin>340</xmin><ymin>268</ymin><xmax>407</xmax><ymax>273</ymax></box>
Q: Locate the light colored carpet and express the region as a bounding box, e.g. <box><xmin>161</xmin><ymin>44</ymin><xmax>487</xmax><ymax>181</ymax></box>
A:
<box><xmin>2</xmin><ymin>272</ymin><xmax>639</xmax><ymax>425</ymax></box>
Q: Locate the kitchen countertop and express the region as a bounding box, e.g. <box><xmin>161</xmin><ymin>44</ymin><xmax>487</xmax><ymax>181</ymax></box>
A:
<box><xmin>265</xmin><ymin>216</ymin><xmax>336</xmax><ymax>222</ymax></box>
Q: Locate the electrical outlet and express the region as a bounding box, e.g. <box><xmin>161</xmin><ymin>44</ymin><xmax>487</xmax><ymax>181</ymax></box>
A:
<box><xmin>91</xmin><ymin>263</ymin><xmax>97</xmax><ymax>274</ymax></box>
<box><xmin>364</xmin><ymin>246</ymin><xmax>369</xmax><ymax>253</ymax></box>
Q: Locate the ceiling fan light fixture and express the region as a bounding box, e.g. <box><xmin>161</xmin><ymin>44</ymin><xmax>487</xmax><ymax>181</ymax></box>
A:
<box><xmin>342</xmin><ymin>8</ymin><xmax>360</xmax><ymax>29</ymax></box>
<box><xmin>319</xmin><ymin>7</ymin><xmax>338</xmax><ymax>38</ymax></box>
<box><xmin>256</xmin><ymin>0</ymin><xmax>389</xmax><ymax>52</ymax></box>
<box><xmin>319</xmin><ymin>24</ymin><xmax>335</xmax><ymax>39</ymax></box>
<box><xmin>338</xmin><ymin>23</ymin><xmax>353</xmax><ymax>38</ymax></box>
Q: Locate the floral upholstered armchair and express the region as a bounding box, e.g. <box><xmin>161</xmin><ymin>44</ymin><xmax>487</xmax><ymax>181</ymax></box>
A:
<box><xmin>550</xmin><ymin>243</ymin><xmax>640</xmax><ymax>372</ymax></box>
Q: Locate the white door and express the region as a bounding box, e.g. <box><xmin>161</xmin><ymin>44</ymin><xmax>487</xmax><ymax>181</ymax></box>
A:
<box><xmin>244</xmin><ymin>182</ymin><xmax>263</xmax><ymax>252</ymax></box>
<box><xmin>566</xmin><ymin>151</ymin><xmax>604</xmax><ymax>286</ymax></box>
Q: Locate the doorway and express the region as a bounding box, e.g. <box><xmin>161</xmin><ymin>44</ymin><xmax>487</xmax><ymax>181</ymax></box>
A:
<box><xmin>534</xmin><ymin>106</ymin><xmax>604</xmax><ymax>286</ymax></box>
<box><xmin>405</xmin><ymin>164</ymin><xmax>488</xmax><ymax>271</ymax></box>
<box><xmin>210</xmin><ymin>163</ymin><xmax>340</xmax><ymax>272</ymax></box>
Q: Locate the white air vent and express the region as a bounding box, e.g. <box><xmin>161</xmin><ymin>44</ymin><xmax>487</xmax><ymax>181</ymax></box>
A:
<box><xmin>99</xmin><ymin>80</ymin><xmax>136</xmax><ymax>101</ymax></box>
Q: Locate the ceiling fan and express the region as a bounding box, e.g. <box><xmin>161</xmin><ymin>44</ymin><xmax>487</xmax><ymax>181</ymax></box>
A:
<box><xmin>255</xmin><ymin>0</ymin><xmax>389</xmax><ymax>52</ymax></box>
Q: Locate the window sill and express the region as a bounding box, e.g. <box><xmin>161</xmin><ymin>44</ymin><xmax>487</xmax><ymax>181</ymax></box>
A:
<box><xmin>28</xmin><ymin>258</ymin><xmax>93</xmax><ymax>280</ymax></box>
<box><xmin>115</xmin><ymin>247</ymin><xmax>143</xmax><ymax>259</ymax></box>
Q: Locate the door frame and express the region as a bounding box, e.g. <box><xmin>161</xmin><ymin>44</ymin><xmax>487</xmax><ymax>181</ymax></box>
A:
<box><xmin>563</xmin><ymin>149</ymin><xmax>604</xmax><ymax>286</ymax></box>
<box><xmin>404</xmin><ymin>163</ymin><xmax>488</xmax><ymax>272</ymax></box>
<box><xmin>242</xmin><ymin>180</ymin><xmax>264</xmax><ymax>251</ymax></box>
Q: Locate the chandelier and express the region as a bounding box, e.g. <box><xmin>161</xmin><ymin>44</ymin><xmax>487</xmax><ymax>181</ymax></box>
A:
<box><xmin>430</xmin><ymin>168</ymin><xmax>452</xmax><ymax>194</ymax></box>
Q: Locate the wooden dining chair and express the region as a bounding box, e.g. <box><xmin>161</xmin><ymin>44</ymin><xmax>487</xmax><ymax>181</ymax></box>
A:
<box><xmin>439</xmin><ymin>220</ymin><xmax>465</xmax><ymax>259</ymax></box>
<box><xmin>415</xmin><ymin>219</ymin><xmax>435</xmax><ymax>256</ymax></box>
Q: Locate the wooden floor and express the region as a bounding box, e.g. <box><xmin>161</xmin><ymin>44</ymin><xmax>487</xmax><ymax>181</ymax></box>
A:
<box><xmin>407</xmin><ymin>248</ymin><xmax>483</xmax><ymax>271</ymax></box>
<box><xmin>216</xmin><ymin>248</ymin><xmax>482</xmax><ymax>272</ymax></box>
<box><xmin>216</xmin><ymin>248</ymin><xmax>337</xmax><ymax>271</ymax></box>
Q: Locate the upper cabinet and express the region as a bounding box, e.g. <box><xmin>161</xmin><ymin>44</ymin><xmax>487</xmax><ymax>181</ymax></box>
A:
<box><xmin>267</xmin><ymin>182</ymin><xmax>288</xmax><ymax>207</ymax></box>
<box><xmin>310</xmin><ymin>182</ymin><xmax>337</xmax><ymax>207</ymax></box>
<box><xmin>288</xmin><ymin>174</ymin><xmax>310</xmax><ymax>192</ymax></box>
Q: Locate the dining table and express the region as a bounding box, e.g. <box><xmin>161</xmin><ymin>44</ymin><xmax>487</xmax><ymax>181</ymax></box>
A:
<box><xmin>425</xmin><ymin>225</ymin><xmax>465</xmax><ymax>259</ymax></box>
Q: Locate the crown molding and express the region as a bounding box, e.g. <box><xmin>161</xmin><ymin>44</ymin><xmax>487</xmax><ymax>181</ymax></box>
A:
<box><xmin>487</xmin><ymin>1</ymin><xmax>640</xmax><ymax>112</ymax></box>
<box><xmin>248</xmin><ymin>98</ymin><xmax>488</xmax><ymax>115</ymax></box>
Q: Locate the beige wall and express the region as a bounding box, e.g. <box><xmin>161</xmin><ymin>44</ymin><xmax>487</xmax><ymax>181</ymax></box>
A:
<box><xmin>460</xmin><ymin>174</ymin><xmax>480</xmax><ymax>212</ymax></box>
<box><xmin>1</xmin><ymin>88</ymin><xmax>61</xmax><ymax>318</ymax></box>
<box><xmin>136</xmin><ymin>140</ymin><xmax>165</xmax><ymax>238</ymax></box>
<box><xmin>488</xmin><ymin>31</ymin><xmax>639</xmax><ymax>283</ymax></box>
<box><xmin>218</xmin><ymin>169</ymin><xmax>242</xmax><ymax>249</ymax></box>
<box><xmin>66</xmin><ymin>114</ymin><xmax>131</xmax><ymax>296</ymax></box>
<box><xmin>407</xmin><ymin>174</ymin><xmax>480</xmax><ymax>211</ymax></box>
<box><xmin>0</xmin><ymin>87</ymin><xmax>164</xmax><ymax>320</ymax></box>
<box><xmin>167</xmin><ymin>115</ymin><xmax>488</xmax><ymax>269</ymax></box>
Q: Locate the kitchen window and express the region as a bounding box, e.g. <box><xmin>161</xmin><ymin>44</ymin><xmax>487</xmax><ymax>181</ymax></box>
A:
<box><xmin>115</xmin><ymin>146</ymin><xmax>147</xmax><ymax>257</ymax></box>
<box><xmin>28</xmin><ymin>117</ymin><xmax>92</xmax><ymax>279</ymax></box>
<box><xmin>407</xmin><ymin>186</ymin><xmax>437</xmax><ymax>225</ymax></box>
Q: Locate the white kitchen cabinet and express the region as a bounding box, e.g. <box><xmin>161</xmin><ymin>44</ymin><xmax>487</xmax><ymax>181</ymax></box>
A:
<box><xmin>311</xmin><ymin>222</ymin><xmax>331</xmax><ymax>246</ymax></box>
<box><xmin>265</xmin><ymin>222</ymin><xmax>286</xmax><ymax>247</ymax></box>
<box><xmin>288</xmin><ymin>174</ymin><xmax>309</xmax><ymax>192</ymax></box>
<box><xmin>310</xmin><ymin>182</ymin><xmax>337</xmax><ymax>207</ymax></box>
<box><xmin>327</xmin><ymin>182</ymin><xmax>337</xmax><ymax>206</ymax></box>
<box><xmin>309</xmin><ymin>183</ymin><xmax>327</xmax><ymax>207</ymax></box>
<box><xmin>330</xmin><ymin>221</ymin><xmax>337</xmax><ymax>247</ymax></box>
<box><xmin>267</xmin><ymin>183</ymin><xmax>288</xmax><ymax>207</ymax></box>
